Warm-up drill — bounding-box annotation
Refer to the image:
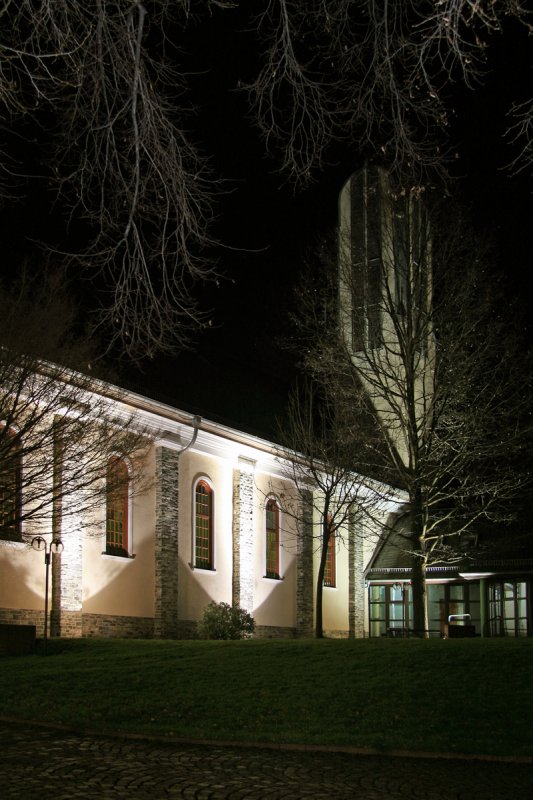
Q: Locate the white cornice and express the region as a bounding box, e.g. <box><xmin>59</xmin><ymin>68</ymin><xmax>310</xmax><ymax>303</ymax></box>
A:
<box><xmin>11</xmin><ymin>358</ymin><xmax>400</xmax><ymax>494</ymax></box>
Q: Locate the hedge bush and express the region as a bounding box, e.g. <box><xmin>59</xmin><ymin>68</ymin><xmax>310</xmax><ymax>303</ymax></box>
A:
<box><xmin>199</xmin><ymin>601</ymin><xmax>255</xmax><ymax>640</ymax></box>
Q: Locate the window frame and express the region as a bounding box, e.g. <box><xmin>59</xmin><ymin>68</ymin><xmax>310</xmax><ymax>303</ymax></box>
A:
<box><xmin>264</xmin><ymin>497</ymin><xmax>281</xmax><ymax>580</ymax></box>
<box><xmin>427</xmin><ymin>582</ymin><xmax>479</xmax><ymax>637</ymax></box>
<box><xmin>369</xmin><ymin>583</ymin><xmax>412</xmax><ymax>637</ymax></box>
<box><xmin>369</xmin><ymin>582</ymin><xmax>481</xmax><ymax>637</ymax></box>
<box><xmin>489</xmin><ymin>580</ymin><xmax>529</xmax><ymax>637</ymax></box>
<box><xmin>105</xmin><ymin>455</ymin><xmax>131</xmax><ymax>557</ymax></box>
<box><xmin>323</xmin><ymin>521</ymin><xmax>336</xmax><ymax>588</ymax></box>
<box><xmin>0</xmin><ymin>425</ymin><xmax>22</xmax><ymax>542</ymax></box>
<box><xmin>193</xmin><ymin>477</ymin><xmax>214</xmax><ymax>571</ymax></box>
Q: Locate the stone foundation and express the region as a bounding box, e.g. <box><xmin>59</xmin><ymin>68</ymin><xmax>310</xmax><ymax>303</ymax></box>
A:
<box><xmin>1</xmin><ymin>608</ymin><xmax>308</xmax><ymax>641</ymax></box>
<box><xmin>254</xmin><ymin>624</ymin><xmax>297</xmax><ymax>639</ymax></box>
<box><xmin>82</xmin><ymin>613</ymin><xmax>154</xmax><ymax>638</ymax></box>
<box><xmin>176</xmin><ymin>620</ymin><xmax>298</xmax><ymax>640</ymax></box>
<box><xmin>176</xmin><ymin>619</ymin><xmax>199</xmax><ymax>639</ymax></box>
<box><xmin>323</xmin><ymin>628</ymin><xmax>350</xmax><ymax>639</ymax></box>
<box><xmin>0</xmin><ymin>608</ymin><xmax>44</xmax><ymax>636</ymax></box>
<box><xmin>50</xmin><ymin>610</ymin><xmax>83</xmax><ymax>638</ymax></box>
<box><xmin>0</xmin><ymin>607</ymin><xmax>83</xmax><ymax>639</ymax></box>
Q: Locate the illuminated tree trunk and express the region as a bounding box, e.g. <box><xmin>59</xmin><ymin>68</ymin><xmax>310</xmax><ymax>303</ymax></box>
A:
<box><xmin>411</xmin><ymin>550</ymin><xmax>428</xmax><ymax>637</ymax></box>
<box><xmin>315</xmin><ymin>517</ymin><xmax>331</xmax><ymax>639</ymax></box>
<box><xmin>410</xmin><ymin>492</ymin><xmax>429</xmax><ymax>636</ymax></box>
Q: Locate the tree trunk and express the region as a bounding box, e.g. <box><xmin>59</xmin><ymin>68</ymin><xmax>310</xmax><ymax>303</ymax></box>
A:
<box><xmin>315</xmin><ymin>549</ymin><xmax>327</xmax><ymax>638</ymax></box>
<box><xmin>315</xmin><ymin>520</ymin><xmax>331</xmax><ymax>638</ymax></box>
<box><xmin>410</xmin><ymin>495</ymin><xmax>429</xmax><ymax>637</ymax></box>
<box><xmin>411</xmin><ymin>554</ymin><xmax>428</xmax><ymax>636</ymax></box>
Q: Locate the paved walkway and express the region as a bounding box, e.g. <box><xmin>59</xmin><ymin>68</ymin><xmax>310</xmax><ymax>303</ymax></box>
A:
<box><xmin>1</xmin><ymin>720</ymin><xmax>532</xmax><ymax>799</ymax></box>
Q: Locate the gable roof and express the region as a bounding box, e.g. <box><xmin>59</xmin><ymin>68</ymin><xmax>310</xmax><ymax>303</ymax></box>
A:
<box><xmin>365</xmin><ymin>513</ymin><xmax>533</xmax><ymax>581</ymax></box>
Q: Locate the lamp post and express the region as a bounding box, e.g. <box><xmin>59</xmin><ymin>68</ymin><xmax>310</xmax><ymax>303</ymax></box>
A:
<box><xmin>31</xmin><ymin>536</ymin><xmax>63</xmax><ymax>654</ymax></box>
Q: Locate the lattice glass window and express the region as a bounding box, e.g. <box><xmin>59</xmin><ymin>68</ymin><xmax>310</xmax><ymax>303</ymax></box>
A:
<box><xmin>489</xmin><ymin>581</ymin><xmax>529</xmax><ymax>637</ymax></box>
<box><xmin>265</xmin><ymin>498</ymin><xmax>280</xmax><ymax>579</ymax></box>
<box><xmin>106</xmin><ymin>456</ymin><xmax>129</xmax><ymax>555</ymax></box>
<box><xmin>323</xmin><ymin>527</ymin><xmax>336</xmax><ymax>588</ymax></box>
<box><xmin>195</xmin><ymin>480</ymin><xmax>213</xmax><ymax>569</ymax></box>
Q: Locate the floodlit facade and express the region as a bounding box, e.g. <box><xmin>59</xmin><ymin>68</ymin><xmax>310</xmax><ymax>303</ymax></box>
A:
<box><xmin>1</xmin><ymin>167</ymin><xmax>531</xmax><ymax>642</ymax></box>
<box><xmin>0</xmin><ymin>381</ymin><xmax>382</xmax><ymax>640</ymax></box>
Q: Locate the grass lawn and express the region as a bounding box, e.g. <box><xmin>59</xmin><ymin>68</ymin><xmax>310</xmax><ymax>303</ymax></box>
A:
<box><xmin>1</xmin><ymin>637</ymin><xmax>532</xmax><ymax>757</ymax></box>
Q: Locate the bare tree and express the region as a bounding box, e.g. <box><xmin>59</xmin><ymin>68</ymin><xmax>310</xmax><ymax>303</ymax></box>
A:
<box><xmin>293</xmin><ymin>169</ymin><xmax>532</xmax><ymax>635</ymax></box>
<box><xmin>0</xmin><ymin>271</ymin><xmax>151</xmax><ymax>542</ymax></box>
<box><xmin>245</xmin><ymin>1</ymin><xmax>532</xmax><ymax>183</ymax></box>
<box><xmin>0</xmin><ymin>1</ymin><xmax>218</xmax><ymax>358</ymax></box>
<box><xmin>506</xmin><ymin>98</ymin><xmax>533</xmax><ymax>176</ymax></box>
<box><xmin>278</xmin><ymin>382</ymin><xmax>392</xmax><ymax>638</ymax></box>
<box><xmin>1</xmin><ymin>2</ymin><xmax>530</xmax><ymax>357</ymax></box>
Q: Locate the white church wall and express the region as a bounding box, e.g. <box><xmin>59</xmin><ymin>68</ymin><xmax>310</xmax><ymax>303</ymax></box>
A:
<box><xmin>177</xmin><ymin>448</ymin><xmax>234</xmax><ymax>625</ymax></box>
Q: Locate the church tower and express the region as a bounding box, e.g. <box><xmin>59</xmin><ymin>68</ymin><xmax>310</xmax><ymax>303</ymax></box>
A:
<box><xmin>338</xmin><ymin>166</ymin><xmax>434</xmax><ymax>467</ymax></box>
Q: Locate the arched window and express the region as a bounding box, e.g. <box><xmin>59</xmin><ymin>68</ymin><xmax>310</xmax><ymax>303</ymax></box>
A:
<box><xmin>194</xmin><ymin>479</ymin><xmax>213</xmax><ymax>570</ymax></box>
<box><xmin>0</xmin><ymin>427</ymin><xmax>22</xmax><ymax>542</ymax></box>
<box><xmin>106</xmin><ymin>456</ymin><xmax>130</xmax><ymax>556</ymax></box>
<box><xmin>323</xmin><ymin>522</ymin><xmax>336</xmax><ymax>588</ymax></box>
<box><xmin>265</xmin><ymin>498</ymin><xmax>280</xmax><ymax>579</ymax></box>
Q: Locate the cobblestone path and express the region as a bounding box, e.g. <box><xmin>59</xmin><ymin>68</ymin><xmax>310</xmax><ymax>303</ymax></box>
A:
<box><xmin>1</xmin><ymin>721</ymin><xmax>532</xmax><ymax>799</ymax></box>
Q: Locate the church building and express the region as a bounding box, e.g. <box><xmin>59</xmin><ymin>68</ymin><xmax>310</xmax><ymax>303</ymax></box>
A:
<box><xmin>1</xmin><ymin>168</ymin><xmax>531</xmax><ymax>643</ymax></box>
<box><xmin>0</xmin><ymin>378</ymin><xmax>386</xmax><ymax>641</ymax></box>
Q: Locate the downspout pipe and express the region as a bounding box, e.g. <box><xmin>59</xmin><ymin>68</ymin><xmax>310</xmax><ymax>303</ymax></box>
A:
<box><xmin>177</xmin><ymin>415</ymin><xmax>201</xmax><ymax>454</ymax></box>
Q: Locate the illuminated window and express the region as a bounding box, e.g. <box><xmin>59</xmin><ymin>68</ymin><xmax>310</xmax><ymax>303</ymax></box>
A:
<box><xmin>323</xmin><ymin>523</ymin><xmax>336</xmax><ymax>588</ymax></box>
<box><xmin>369</xmin><ymin>584</ymin><xmax>412</xmax><ymax>637</ymax></box>
<box><xmin>195</xmin><ymin>479</ymin><xmax>213</xmax><ymax>569</ymax></box>
<box><xmin>106</xmin><ymin>456</ymin><xmax>129</xmax><ymax>556</ymax></box>
<box><xmin>369</xmin><ymin>582</ymin><xmax>481</xmax><ymax>637</ymax></box>
<box><xmin>427</xmin><ymin>583</ymin><xmax>480</xmax><ymax>637</ymax></box>
<box><xmin>0</xmin><ymin>427</ymin><xmax>22</xmax><ymax>542</ymax></box>
<box><xmin>265</xmin><ymin>498</ymin><xmax>280</xmax><ymax>579</ymax></box>
<box><xmin>489</xmin><ymin>581</ymin><xmax>528</xmax><ymax>637</ymax></box>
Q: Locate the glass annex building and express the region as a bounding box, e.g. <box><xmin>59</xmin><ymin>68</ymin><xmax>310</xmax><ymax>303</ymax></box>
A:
<box><xmin>368</xmin><ymin>580</ymin><xmax>530</xmax><ymax>638</ymax></box>
<box><xmin>366</xmin><ymin>534</ymin><xmax>532</xmax><ymax>638</ymax></box>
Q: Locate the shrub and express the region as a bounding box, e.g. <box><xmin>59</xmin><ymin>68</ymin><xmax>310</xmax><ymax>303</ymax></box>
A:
<box><xmin>199</xmin><ymin>602</ymin><xmax>255</xmax><ymax>640</ymax></box>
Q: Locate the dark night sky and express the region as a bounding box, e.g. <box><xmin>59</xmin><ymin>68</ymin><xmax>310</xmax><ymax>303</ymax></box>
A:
<box><xmin>1</xmin><ymin>12</ymin><xmax>531</xmax><ymax>440</ymax></box>
<box><xmin>130</xmin><ymin>16</ymin><xmax>532</xmax><ymax>438</ymax></box>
